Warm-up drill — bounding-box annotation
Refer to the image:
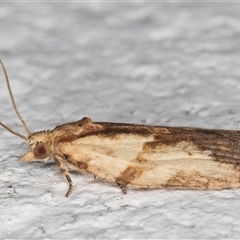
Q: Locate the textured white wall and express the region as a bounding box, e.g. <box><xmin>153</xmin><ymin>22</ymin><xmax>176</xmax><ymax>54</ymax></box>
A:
<box><xmin>1</xmin><ymin>2</ymin><xmax>240</xmax><ymax>239</ymax></box>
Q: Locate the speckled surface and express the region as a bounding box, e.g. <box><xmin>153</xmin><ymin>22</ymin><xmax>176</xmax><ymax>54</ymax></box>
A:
<box><xmin>1</xmin><ymin>2</ymin><xmax>240</xmax><ymax>239</ymax></box>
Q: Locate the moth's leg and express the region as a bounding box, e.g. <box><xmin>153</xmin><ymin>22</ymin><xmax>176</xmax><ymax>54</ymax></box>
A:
<box><xmin>116</xmin><ymin>166</ymin><xmax>141</xmax><ymax>194</ymax></box>
<box><xmin>54</xmin><ymin>157</ymin><xmax>73</xmax><ymax>197</ymax></box>
<box><xmin>115</xmin><ymin>179</ymin><xmax>128</xmax><ymax>194</ymax></box>
<box><xmin>65</xmin><ymin>175</ymin><xmax>73</xmax><ymax>197</ymax></box>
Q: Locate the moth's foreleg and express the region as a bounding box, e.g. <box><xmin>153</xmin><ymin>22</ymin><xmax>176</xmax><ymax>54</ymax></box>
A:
<box><xmin>65</xmin><ymin>175</ymin><xmax>73</xmax><ymax>197</ymax></box>
<box><xmin>54</xmin><ymin>157</ymin><xmax>73</xmax><ymax>197</ymax></box>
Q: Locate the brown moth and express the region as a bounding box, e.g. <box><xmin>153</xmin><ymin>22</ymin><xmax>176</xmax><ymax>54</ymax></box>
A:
<box><xmin>1</xmin><ymin>59</ymin><xmax>240</xmax><ymax>197</ymax></box>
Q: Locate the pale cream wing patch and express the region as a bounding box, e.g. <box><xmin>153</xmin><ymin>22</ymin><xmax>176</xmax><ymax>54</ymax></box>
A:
<box><xmin>58</xmin><ymin>133</ymin><xmax>154</xmax><ymax>182</ymax></box>
<box><xmin>130</xmin><ymin>141</ymin><xmax>240</xmax><ymax>189</ymax></box>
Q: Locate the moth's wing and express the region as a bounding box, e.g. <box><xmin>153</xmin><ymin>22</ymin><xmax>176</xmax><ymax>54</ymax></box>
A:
<box><xmin>54</xmin><ymin>123</ymin><xmax>240</xmax><ymax>189</ymax></box>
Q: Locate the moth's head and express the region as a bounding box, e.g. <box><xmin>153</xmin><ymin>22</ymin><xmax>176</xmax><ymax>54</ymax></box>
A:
<box><xmin>0</xmin><ymin>60</ymin><xmax>51</xmax><ymax>162</ymax></box>
<box><xmin>20</xmin><ymin>131</ymin><xmax>51</xmax><ymax>162</ymax></box>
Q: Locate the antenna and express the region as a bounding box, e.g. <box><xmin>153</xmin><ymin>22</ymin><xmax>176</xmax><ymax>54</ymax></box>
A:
<box><xmin>0</xmin><ymin>59</ymin><xmax>31</xmax><ymax>141</ymax></box>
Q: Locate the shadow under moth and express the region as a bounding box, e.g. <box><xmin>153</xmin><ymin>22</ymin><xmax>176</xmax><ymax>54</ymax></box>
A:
<box><xmin>1</xmin><ymin>59</ymin><xmax>240</xmax><ymax>197</ymax></box>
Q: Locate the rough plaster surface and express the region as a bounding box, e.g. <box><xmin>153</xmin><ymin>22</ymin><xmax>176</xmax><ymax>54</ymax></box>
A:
<box><xmin>1</xmin><ymin>2</ymin><xmax>240</xmax><ymax>239</ymax></box>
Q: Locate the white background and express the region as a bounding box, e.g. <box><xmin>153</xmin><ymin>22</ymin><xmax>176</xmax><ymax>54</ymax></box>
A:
<box><xmin>1</xmin><ymin>2</ymin><xmax>240</xmax><ymax>239</ymax></box>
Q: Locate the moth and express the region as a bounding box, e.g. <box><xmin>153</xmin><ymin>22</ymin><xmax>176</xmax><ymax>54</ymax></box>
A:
<box><xmin>1</xmin><ymin>59</ymin><xmax>240</xmax><ymax>197</ymax></box>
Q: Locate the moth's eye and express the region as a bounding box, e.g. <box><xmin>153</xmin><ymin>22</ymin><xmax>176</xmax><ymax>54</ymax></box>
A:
<box><xmin>33</xmin><ymin>142</ymin><xmax>49</xmax><ymax>159</ymax></box>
